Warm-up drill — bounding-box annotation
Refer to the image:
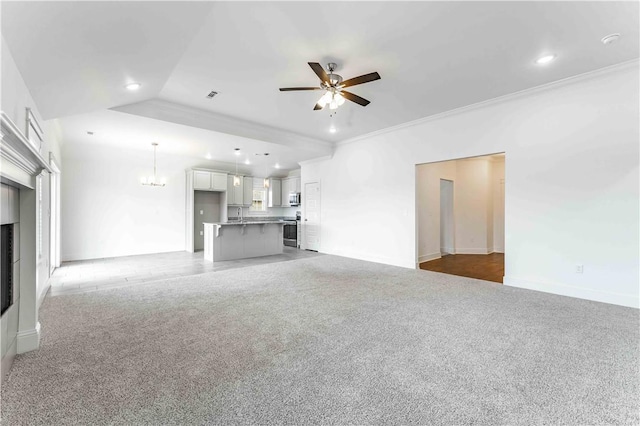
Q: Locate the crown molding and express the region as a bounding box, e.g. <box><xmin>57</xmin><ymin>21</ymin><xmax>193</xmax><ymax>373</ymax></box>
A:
<box><xmin>337</xmin><ymin>59</ymin><xmax>640</xmax><ymax>147</ymax></box>
<box><xmin>1</xmin><ymin>112</ymin><xmax>52</xmax><ymax>180</ymax></box>
<box><xmin>298</xmin><ymin>155</ymin><xmax>333</xmax><ymax>167</ymax></box>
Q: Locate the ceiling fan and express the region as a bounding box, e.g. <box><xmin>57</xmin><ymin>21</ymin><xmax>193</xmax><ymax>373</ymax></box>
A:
<box><xmin>279</xmin><ymin>62</ymin><xmax>381</xmax><ymax>110</ymax></box>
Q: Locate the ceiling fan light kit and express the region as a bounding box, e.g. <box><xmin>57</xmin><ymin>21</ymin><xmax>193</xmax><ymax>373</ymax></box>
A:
<box><xmin>280</xmin><ymin>62</ymin><xmax>381</xmax><ymax>111</ymax></box>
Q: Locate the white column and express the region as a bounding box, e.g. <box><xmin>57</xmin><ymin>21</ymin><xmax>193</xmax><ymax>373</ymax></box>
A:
<box><xmin>17</xmin><ymin>187</ymin><xmax>40</xmax><ymax>353</ymax></box>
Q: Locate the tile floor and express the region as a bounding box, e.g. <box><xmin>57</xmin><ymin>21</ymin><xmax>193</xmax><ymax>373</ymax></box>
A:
<box><xmin>50</xmin><ymin>247</ymin><xmax>323</xmax><ymax>296</ymax></box>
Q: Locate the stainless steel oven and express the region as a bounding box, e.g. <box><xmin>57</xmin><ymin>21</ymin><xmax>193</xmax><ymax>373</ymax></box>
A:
<box><xmin>283</xmin><ymin>221</ymin><xmax>297</xmax><ymax>247</ymax></box>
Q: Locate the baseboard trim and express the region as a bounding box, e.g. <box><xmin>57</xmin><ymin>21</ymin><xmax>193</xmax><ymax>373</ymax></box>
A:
<box><xmin>454</xmin><ymin>248</ymin><xmax>491</xmax><ymax>255</ymax></box>
<box><xmin>327</xmin><ymin>248</ymin><xmax>414</xmax><ymax>269</ymax></box>
<box><xmin>37</xmin><ymin>279</ymin><xmax>51</xmax><ymax>312</ymax></box>
<box><xmin>16</xmin><ymin>322</ymin><xmax>41</xmax><ymax>354</ymax></box>
<box><xmin>504</xmin><ymin>276</ymin><xmax>639</xmax><ymax>309</ymax></box>
<box><xmin>418</xmin><ymin>252</ymin><xmax>441</xmax><ymax>263</ymax></box>
<box><xmin>1</xmin><ymin>338</ymin><xmax>17</xmax><ymax>384</ymax></box>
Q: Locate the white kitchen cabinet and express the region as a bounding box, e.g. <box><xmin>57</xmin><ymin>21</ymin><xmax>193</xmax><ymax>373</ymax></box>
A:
<box><xmin>211</xmin><ymin>173</ymin><xmax>227</xmax><ymax>191</ymax></box>
<box><xmin>268</xmin><ymin>178</ymin><xmax>281</xmax><ymax>207</ymax></box>
<box><xmin>281</xmin><ymin>177</ymin><xmax>300</xmax><ymax>206</ymax></box>
<box><xmin>193</xmin><ymin>171</ymin><xmax>212</xmax><ymax>190</ymax></box>
<box><xmin>281</xmin><ymin>178</ymin><xmax>290</xmax><ymax>207</ymax></box>
<box><xmin>243</xmin><ymin>177</ymin><xmax>253</xmax><ymax>206</ymax></box>
<box><xmin>226</xmin><ymin>175</ymin><xmax>245</xmax><ymax>206</ymax></box>
<box><xmin>193</xmin><ymin>170</ymin><xmax>227</xmax><ymax>191</ymax></box>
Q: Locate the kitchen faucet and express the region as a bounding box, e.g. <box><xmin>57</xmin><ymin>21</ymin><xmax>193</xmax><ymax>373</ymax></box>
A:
<box><xmin>237</xmin><ymin>207</ymin><xmax>243</xmax><ymax>222</ymax></box>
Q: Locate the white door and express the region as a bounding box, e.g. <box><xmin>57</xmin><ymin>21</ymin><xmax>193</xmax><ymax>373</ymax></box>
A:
<box><xmin>440</xmin><ymin>179</ymin><xmax>454</xmax><ymax>255</ymax></box>
<box><xmin>304</xmin><ymin>182</ymin><xmax>320</xmax><ymax>251</ymax></box>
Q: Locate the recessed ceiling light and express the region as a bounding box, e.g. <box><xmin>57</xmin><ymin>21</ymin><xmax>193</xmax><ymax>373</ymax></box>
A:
<box><xmin>234</xmin><ymin>148</ymin><xmax>241</xmax><ymax>156</ymax></box>
<box><xmin>87</xmin><ymin>131</ymin><xmax>94</xmax><ymax>135</ymax></box>
<box><xmin>535</xmin><ymin>54</ymin><xmax>556</xmax><ymax>65</ymax></box>
<box><xmin>329</xmin><ymin>126</ymin><xmax>337</xmax><ymax>134</ymax></box>
<box><xmin>274</xmin><ymin>163</ymin><xmax>280</xmax><ymax>169</ymax></box>
<box><xmin>244</xmin><ymin>159</ymin><xmax>251</xmax><ymax>165</ymax></box>
<box><xmin>601</xmin><ymin>33</ymin><xmax>621</xmax><ymax>45</ymax></box>
<box><xmin>125</xmin><ymin>82</ymin><xmax>141</xmax><ymax>91</ymax></box>
<box><xmin>205</xmin><ymin>153</ymin><xmax>212</xmax><ymax>160</ymax></box>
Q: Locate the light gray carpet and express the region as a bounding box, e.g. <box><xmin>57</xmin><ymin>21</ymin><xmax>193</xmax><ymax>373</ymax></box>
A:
<box><xmin>1</xmin><ymin>255</ymin><xmax>638</xmax><ymax>425</ymax></box>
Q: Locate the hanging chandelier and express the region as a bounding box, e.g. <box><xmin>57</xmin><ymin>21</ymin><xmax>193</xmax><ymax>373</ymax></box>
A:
<box><xmin>141</xmin><ymin>142</ymin><xmax>166</xmax><ymax>187</ymax></box>
<box><xmin>263</xmin><ymin>153</ymin><xmax>270</xmax><ymax>189</ymax></box>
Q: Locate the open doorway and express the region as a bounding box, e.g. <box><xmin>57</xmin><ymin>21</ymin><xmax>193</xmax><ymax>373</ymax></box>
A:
<box><xmin>194</xmin><ymin>191</ymin><xmax>222</xmax><ymax>251</ymax></box>
<box><xmin>416</xmin><ymin>153</ymin><xmax>505</xmax><ymax>283</ymax></box>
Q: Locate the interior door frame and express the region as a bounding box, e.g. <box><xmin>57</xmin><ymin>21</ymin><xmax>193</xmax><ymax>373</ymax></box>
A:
<box><xmin>303</xmin><ymin>181</ymin><xmax>320</xmax><ymax>251</ymax></box>
<box><xmin>49</xmin><ymin>153</ymin><xmax>61</xmax><ymax>272</ymax></box>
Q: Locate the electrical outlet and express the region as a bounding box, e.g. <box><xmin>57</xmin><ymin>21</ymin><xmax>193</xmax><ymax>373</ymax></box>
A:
<box><xmin>575</xmin><ymin>264</ymin><xmax>584</xmax><ymax>274</ymax></box>
<box><xmin>200</xmin><ymin>210</ymin><xmax>204</xmax><ymax>215</ymax></box>
<box><xmin>200</xmin><ymin>231</ymin><xmax>203</xmax><ymax>236</ymax></box>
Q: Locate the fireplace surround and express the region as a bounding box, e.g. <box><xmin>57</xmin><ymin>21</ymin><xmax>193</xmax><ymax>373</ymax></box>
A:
<box><xmin>1</xmin><ymin>111</ymin><xmax>52</xmax><ymax>380</ymax></box>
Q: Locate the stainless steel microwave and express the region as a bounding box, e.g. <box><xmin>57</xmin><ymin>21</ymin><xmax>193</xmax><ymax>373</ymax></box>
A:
<box><xmin>289</xmin><ymin>192</ymin><xmax>301</xmax><ymax>206</ymax></box>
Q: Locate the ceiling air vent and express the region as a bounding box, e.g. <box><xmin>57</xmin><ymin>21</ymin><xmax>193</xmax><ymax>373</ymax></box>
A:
<box><xmin>206</xmin><ymin>90</ymin><xmax>218</xmax><ymax>99</ymax></box>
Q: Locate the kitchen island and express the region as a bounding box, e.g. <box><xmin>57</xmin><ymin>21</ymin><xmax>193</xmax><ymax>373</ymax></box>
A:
<box><xmin>203</xmin><ymin>221</ymin><xmax>285</xmax><ymax>262</ymax></box>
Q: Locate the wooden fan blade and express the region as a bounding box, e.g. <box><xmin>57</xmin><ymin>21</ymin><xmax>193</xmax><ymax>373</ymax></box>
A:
<box><xmin>341</xmin><ymin>90</ymin><xmax>371</xmax><ymax>107</ymax></box>
<box><xmin>279</xmin><ymin>87</ymin><xmax>321</xmax><ymax>91</ymax></box>
<box><xmin>308</xmin><ymin>62</ymin><xmax>330</xmax><ymax>84</ymax></box>
<box><xmin>313</xmin><ymin>103</ymin><xmax>324</xmax><ymax>111</ymax></box>
<box><xmin>340</xmin><ymin>72</ymin><xmax>381</xmax><ymax>88</ymax></box>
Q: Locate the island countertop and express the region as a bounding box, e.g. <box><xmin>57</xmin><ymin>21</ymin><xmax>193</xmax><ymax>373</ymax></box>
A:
<box><xmin>205</xmin><ymin>220</ymin><xmax>290</xmax><ymax>226</ymax></box>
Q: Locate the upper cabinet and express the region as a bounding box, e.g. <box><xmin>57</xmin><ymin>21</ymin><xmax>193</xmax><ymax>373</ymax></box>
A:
<box><xmin>193</xmin><ymin>170</ymin><xmax>227</xmax><ymax>191</ymax></box>
<box><xmin>268</xmin><ymin>178</ymin><xmax>281</xmax><ymax>207</ymax></box>
<box><xmin>226</xmin><ymin>175</ymin><xmax>245</xmax><ymax>206</ymax></box>
<box><xmin>243</xmin><ymin>176</ymin><xmax>253</xmax><ymax>206</ymax></box>
<box><xmin>281</xmin><ymin>178</ymin><xmax>290</xmax><ymax>207</ymax></box>
<box><xmin>281</xmin><ymin>176</ymin><xmax>301</xmax><ymax>207</ymax></box>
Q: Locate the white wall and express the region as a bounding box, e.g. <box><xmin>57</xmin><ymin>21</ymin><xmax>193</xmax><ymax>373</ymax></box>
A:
<box><xmin>454</xmin><ymin>159</ymin><xmax>492</xmax><ymax>254</ymax></box>
<box><xmin>302</xmin><ymin>63</ymin><xmax>639</xmax><ymax>308</ymax></box>
<box><xmin>61</xmin><ymin>143</ymin><xmax>193</xmax><ymax>261</ymax></box>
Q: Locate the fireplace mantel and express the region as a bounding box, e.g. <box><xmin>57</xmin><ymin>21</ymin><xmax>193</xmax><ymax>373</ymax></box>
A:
<box><xmin>1</xmin><ymin>110</ymin><xmax>53</xmax><ymax>375</ymax></box>
<box><xmin>0</xmin><ymin>111</ymin><xmax>52</xmax><ymax>188</ymax></box>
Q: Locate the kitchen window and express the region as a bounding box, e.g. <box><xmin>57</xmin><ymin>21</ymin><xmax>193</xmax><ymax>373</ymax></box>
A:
<box><xmin>250</xmin><ymin>179</ymin><xmax>268</xmax><ymax>213</ymax></box>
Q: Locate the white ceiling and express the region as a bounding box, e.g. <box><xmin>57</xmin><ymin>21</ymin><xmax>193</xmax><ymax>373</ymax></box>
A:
<box><xmin>2</xmin><ymin>1</ymin><xmax>638</xmax><ymax>168</ymax></box>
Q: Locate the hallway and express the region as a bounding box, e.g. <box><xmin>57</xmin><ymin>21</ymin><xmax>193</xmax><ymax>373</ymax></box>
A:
<box><xmin>420</xmin><ymin>253</ymin><xmax>504</xmax><ymax>283</ymax></box>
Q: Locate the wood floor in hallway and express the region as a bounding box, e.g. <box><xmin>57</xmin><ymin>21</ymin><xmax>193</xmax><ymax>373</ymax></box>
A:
<box><xmin>419</xmin><ymin>253</ymin><xmax>504</xmax><ymax>283</ymax></box>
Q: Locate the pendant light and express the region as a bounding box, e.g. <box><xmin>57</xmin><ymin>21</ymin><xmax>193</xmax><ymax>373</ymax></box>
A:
<box><xmin>141</xmin><ymin>142</ymin><xmax>166</xmax><ymax>187</ymax></box>
<box><xmin>233</xmin><ymin>148</ymin><xmax>241</xmax><ymax>187</ymax></box>
<box><xmin>263</xmin><ymin>153</ymin><xmax>270</xmax><ymax>189</ymax></box>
